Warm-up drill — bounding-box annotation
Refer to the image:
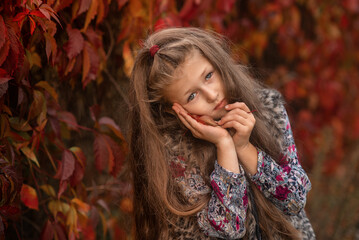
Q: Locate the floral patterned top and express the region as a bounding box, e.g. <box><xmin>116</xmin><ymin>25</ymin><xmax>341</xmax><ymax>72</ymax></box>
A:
<box><xmin>169</xmin><ymin>89</ymin><xmax>315</xmax><ymax>239</ymax></box>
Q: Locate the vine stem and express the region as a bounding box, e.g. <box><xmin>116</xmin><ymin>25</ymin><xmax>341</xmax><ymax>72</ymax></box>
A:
<box><xmin>103</xmin><ymin>68</ymin><xmax>130</xmax><ymax>108</ymax></box>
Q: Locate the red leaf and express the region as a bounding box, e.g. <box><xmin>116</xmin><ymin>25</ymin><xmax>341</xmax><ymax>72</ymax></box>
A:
<box><xmin>94</xmin><ymin>134</ymin><xmax>112</xmax><ymax>172</ymax></box>
<box><xmin>57</xmin><ymin>180</ymin><xmax>68</xmax><ymax>199</ymax></box>
<box><xmin>40</xmin><ymin>220</ymin><xmax>55</xmax><ymax>240</ymax></box>
<box><xmin>57</xmin><ymin>111</ymin><xmax>79</xmax><ymax>130</ymax></box>
<box><xmin>29</xmin><ymin>10</ymin><xmax>46</xmax><ymax>18</ymax></box>
<box><xmin>93</xmin><ymin>133</ymin><xmax>125</xmax><ymax>177</ymax></box>
<box><xmin>12</xmin><ymin>10</ymin><xmax>29</xmax><ymax>23</ymax></box>
<box><xmin>29</xmin><ymin>16</ymin><xmax>36</xmax><ymax>35</ymax></box>
<box><xmin>63</xmin><ymin>25</ymin><xmax>84</xmax><ymax>59</ymax></box>
<box><xmin>78</xmin><ymin>0</ymin><xmax>92</xmax><ymax>16</ymax></box>
<box><xmin>4</xmin><ymin>18</ymin><xmax>24</xmax><ymax>74</ymax></box>
<box><xmin>69</xmin><ymin>160</ymin><xmax>84</xmax><ymax>187</ymax></box>
<box><xmin>0</xmin><ymin>68</ymin><xmax>12</xmax><ymax>84</ymax></box>
<box><xmin>117</xmin><ymin>0</ymin><xmax>129</xmax><ymax>10</ymax></box>
<box><xmin>89</xmin><ymin>104</ymin><xmax>101</xmax><ymax>121</ymax></box>
<box><xmin>20</xmin><ymin>184</ymin><xmax>38</xmax><ymax>210</ymax></box>
<box><xmin>69</xmin><ymin>147</ymin><xmax>86</xmax><ymax>186</ymax></box>
<box><xmin>61</xmin><ymin>150</ymin><xmax>75</xmax><ymax>181</ymax></box>
<box><xmin>82</xmin><ymin>42</ymin><xmax>100</xmax><ymax>87</ymax></box>
<box><xmin>0</xmin><ymin>39</ymin><xmax>10</xmax><ymax>66</ymax></box>
<box><xmin>0</xmin><ymin>205</ymin><xmax>21</xmax><ymax>216</ymax></box>
<box><xmin>0</xmin><ymin>16</ymin><xmax>7</xmax><ymax>49</ymax></box>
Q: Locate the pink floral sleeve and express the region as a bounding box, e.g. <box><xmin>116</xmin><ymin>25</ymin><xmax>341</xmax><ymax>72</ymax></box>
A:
<box><xmin>250</xmin><ymin>105</ymin><xmax>312</xmax><ymax>215</ymax></box>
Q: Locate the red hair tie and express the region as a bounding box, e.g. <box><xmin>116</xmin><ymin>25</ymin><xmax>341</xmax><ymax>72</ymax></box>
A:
<box><xmin>150</xmin><ymin>45</ymin><xmax>160</xmax><ymax>57</ymax></box>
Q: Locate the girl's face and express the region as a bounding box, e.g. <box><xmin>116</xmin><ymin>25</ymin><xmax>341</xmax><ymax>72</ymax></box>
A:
<box><xmin>165</xmin><ymin>50</ymin><xmax>227</xmax><ymax>120</ymax></box>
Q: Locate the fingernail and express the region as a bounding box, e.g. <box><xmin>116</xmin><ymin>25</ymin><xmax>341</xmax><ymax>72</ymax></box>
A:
<box><xmin>225</xmin><ymin>105</ymin><xmax>229</xmax><ymax>109</ymax></box>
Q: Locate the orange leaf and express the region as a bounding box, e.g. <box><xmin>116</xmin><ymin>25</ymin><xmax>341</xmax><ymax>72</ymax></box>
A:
<box><xmin>122</xmin><ymin>40</ymin><xmax>134</xmax><ymax>77</ymax></box>
<box><xmin>82</xmin><ymin>0</ymin><xmax>98</xmax><ymax>31</ymax></box>
<box><xmin>28</xmin><ymin>90</ymin><xmax>45</xmax><ymax>121</ymax></box>
<box><xmin>71</xmin><ymin>198</ymin><xmax>90</xmax><ymax>214</ymax></box>
<box><xmin>44</xmin><ymin>32</ymin><xmax>57</xmax><ymax>65</ymax></box>
<box><xmin>35</xmin><ymin>81</ymin><xmax>59</xmax><ymax>102</ymax></box>
<box><xmin>20</xmin><ymin>184</ymin><xmax>39</xmax><ymax>210</ymax></box>
<box><xmin>82</xmin><ymin>43</ymin><xmax>90</xmax><ymax>84</ymax></box>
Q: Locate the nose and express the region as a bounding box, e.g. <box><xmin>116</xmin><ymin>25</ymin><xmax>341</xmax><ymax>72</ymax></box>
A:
<box><xmin>203</xmin><ymin>86</ymin><xmax>218</xmax><ymax>103</ymax></box>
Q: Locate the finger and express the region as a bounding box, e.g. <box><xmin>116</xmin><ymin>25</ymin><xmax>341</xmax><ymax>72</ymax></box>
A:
<box><xmin>225</xmin><ymin>102</ymin><xmax>251</xmax><ymax>112</ymax></box>
<box><xmin>221</xmin><ymin>121</ymin><xmax>253</xmax><ymax>134</ymax></box>
<box><xmin>219</xmin><ymin>113</ymin><xmax>248</xmax><ymax>126</ymax></box>
<box><xmin>219</xmin><ymin>109</ymin><xmax>255</xmax><ymax>125</ymax></box>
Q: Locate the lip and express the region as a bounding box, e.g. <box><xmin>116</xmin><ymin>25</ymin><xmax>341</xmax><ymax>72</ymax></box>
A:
<box><xmin>214</xmin><ymin>99</ymin><xmax>227</xmax><ymax>110</ymax></box>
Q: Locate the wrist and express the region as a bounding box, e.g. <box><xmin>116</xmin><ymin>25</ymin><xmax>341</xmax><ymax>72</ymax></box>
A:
<box><xmin>215</xmin><ymin>136</ymin><xmax>234</xmax><ymax>149</ymax></box>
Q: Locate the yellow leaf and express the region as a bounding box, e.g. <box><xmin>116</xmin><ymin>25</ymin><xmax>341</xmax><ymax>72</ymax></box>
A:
<box><xmin>66</xmin><ymin>205</ymin><xmax>78</xmax><ymax>235</ymax></box>
<box><xmin>48</xmin><ymin>200</ymin><xmax>70</xmax><ymax>217</ymax></box>
<box><xmin>9</xmin><ymin>117</ymin><xmax>32</xmax><ymax>131</ymax></box>
<box><xmin>40</xmin><ymin>184</ymin><xmax>56</xmax><ymax>197</ymax></box>
<box><xmin>21</xmin><ymin>146</ymin><xmax>40</xmax><ymax>167</ymax></box>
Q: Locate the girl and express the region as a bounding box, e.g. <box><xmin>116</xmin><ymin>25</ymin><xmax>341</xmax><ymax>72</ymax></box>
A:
<box><xmin>128</xmin><ymin>27</ymin><xmax>315</xmax><ymax>239</ymax></box>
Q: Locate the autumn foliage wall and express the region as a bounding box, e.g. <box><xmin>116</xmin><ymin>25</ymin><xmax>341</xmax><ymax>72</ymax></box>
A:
<box><xmin>1</xmin><ymin>0</ymin><xmax>359</xmax><ymax>239</ymax></box>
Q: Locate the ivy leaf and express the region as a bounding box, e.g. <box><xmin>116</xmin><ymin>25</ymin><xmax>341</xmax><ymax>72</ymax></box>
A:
<box><xmin>40</xmin><ymin>220</ymin><xmax>55</xmax><ymax>240</ymax></box>
<box><xmin>69</xmin><ymin>147</ymin><xmax>86</xmax><ymax>186</ymax></box>
<box><xmin>122</xmin><ymin>40</ymin><xmax>134</xmax><ymax>77</ymax></box>
<box><xmin>71</xmin><ymin>198</ymin><xmax>90</xmax><ymax>214</ymax></box>
<box><xmin>63</xmin><ymin>25</ymin><xmax>84</xmax><ymax>59</ymax></box>
<box><xmin>0</xmin><ymin>68</ymin><xmax>12</xmax><ymax>84</ymax></box>
<box><xmin>0</xmin><ymin>16</ymin><xmax>7</xmax><ymax>49</ymax></box>
<box><xmin>35</xmin><ymin>81</ymin><xmax>59</xmax><ymax>102</ymax></box>
<box><xmin>39</xmin><ymin>4</ymin><xmax>62</xmax><ymax>26</ymax></box>
<box><xmin>44</xmin><ymin>32</ymin><xmax>57</xmax><ymax>65</ymax></box>
<box><xmin>4</xmin><ymin>18</ymin><xmax>24</xmax><ymax>74</ymax></box>
<box><xmin>94</xmin><ymin>134</ymin><xmax>113</xmax><ymax>172</ymax></box>
<box><xmin>78</xmin><ymin>0</ymin><xmax>92</xmax><ymax>16</ymax></box>
<box><xmin>20</xmin><ymin>184</ymin><xmax>39</xmax><ymax>210</ymax></box>
<box><xmin>82</xmin><ymin>42</ymin><xmax>91</xmax><ymax>86</ymax></box>
<box><xmin>0</xmin><ymin>39</ymin><xmax>10</xmax><ymax>67</ymax></box>
<box><xmin>82</xmin><ymin>0</ymin><xmax>98</xmax><ymax>31</ymax></box>
<box><xmin>61</xmin><ymin>150</ymin><xmax>75</xmax><ymax>181</ymax></box>
<box><xmin>20</xmin><ymin>146</ymin><xmax>40</xmax><ymax>167</ymax></box>
<box><xmin>93</xmin><ymin>133</ymin><xmax>125</xmax><ymax>177</ymax></box>
<box><xmin>57</xmin><ymin>111</ymin><xmax>79</xmax><ymax>131</ymax></box>
<box><xmin>117</xmin><ymin>0</ymin><xmax>128</xmax><ymax>10</ymax></box>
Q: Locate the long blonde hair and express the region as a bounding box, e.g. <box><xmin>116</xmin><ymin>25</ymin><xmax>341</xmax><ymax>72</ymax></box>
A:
<box><xmin>128</xmin><ymin>27</ymin><xmax>300</xmax><ymax>239</ymax></box>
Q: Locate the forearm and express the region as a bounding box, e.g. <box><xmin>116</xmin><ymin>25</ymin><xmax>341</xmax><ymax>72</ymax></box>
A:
<box><xmin>236</xmin><ymin>143</ymin><xmax>258</xmax><ymax>175</ymax></box>
<box><xmin>216</xmin><ymin>137</ymin><xmax>240</xmax><ymax>173</ymax></box>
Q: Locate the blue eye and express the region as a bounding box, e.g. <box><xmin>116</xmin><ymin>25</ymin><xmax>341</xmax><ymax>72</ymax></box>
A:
<box><xmin>205</xmin><ymin>72</ymin><xmax>213</xmax><ymax>80</ymax></box>
<box><xmin>188</xmin><ymin>92</ymin><xmax>197</xmax><ymax>102</ymax></box>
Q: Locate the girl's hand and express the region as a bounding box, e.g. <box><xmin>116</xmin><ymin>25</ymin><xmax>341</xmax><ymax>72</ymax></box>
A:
<box><xmin>172</xmin><ymin>103</ymin><xmax>231</xmax><ymax>146</ymax></box>
<box><xmin>218</xmin><ymin>102</ymin><xmax>256</xmax><ymax>153</ymax></box>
